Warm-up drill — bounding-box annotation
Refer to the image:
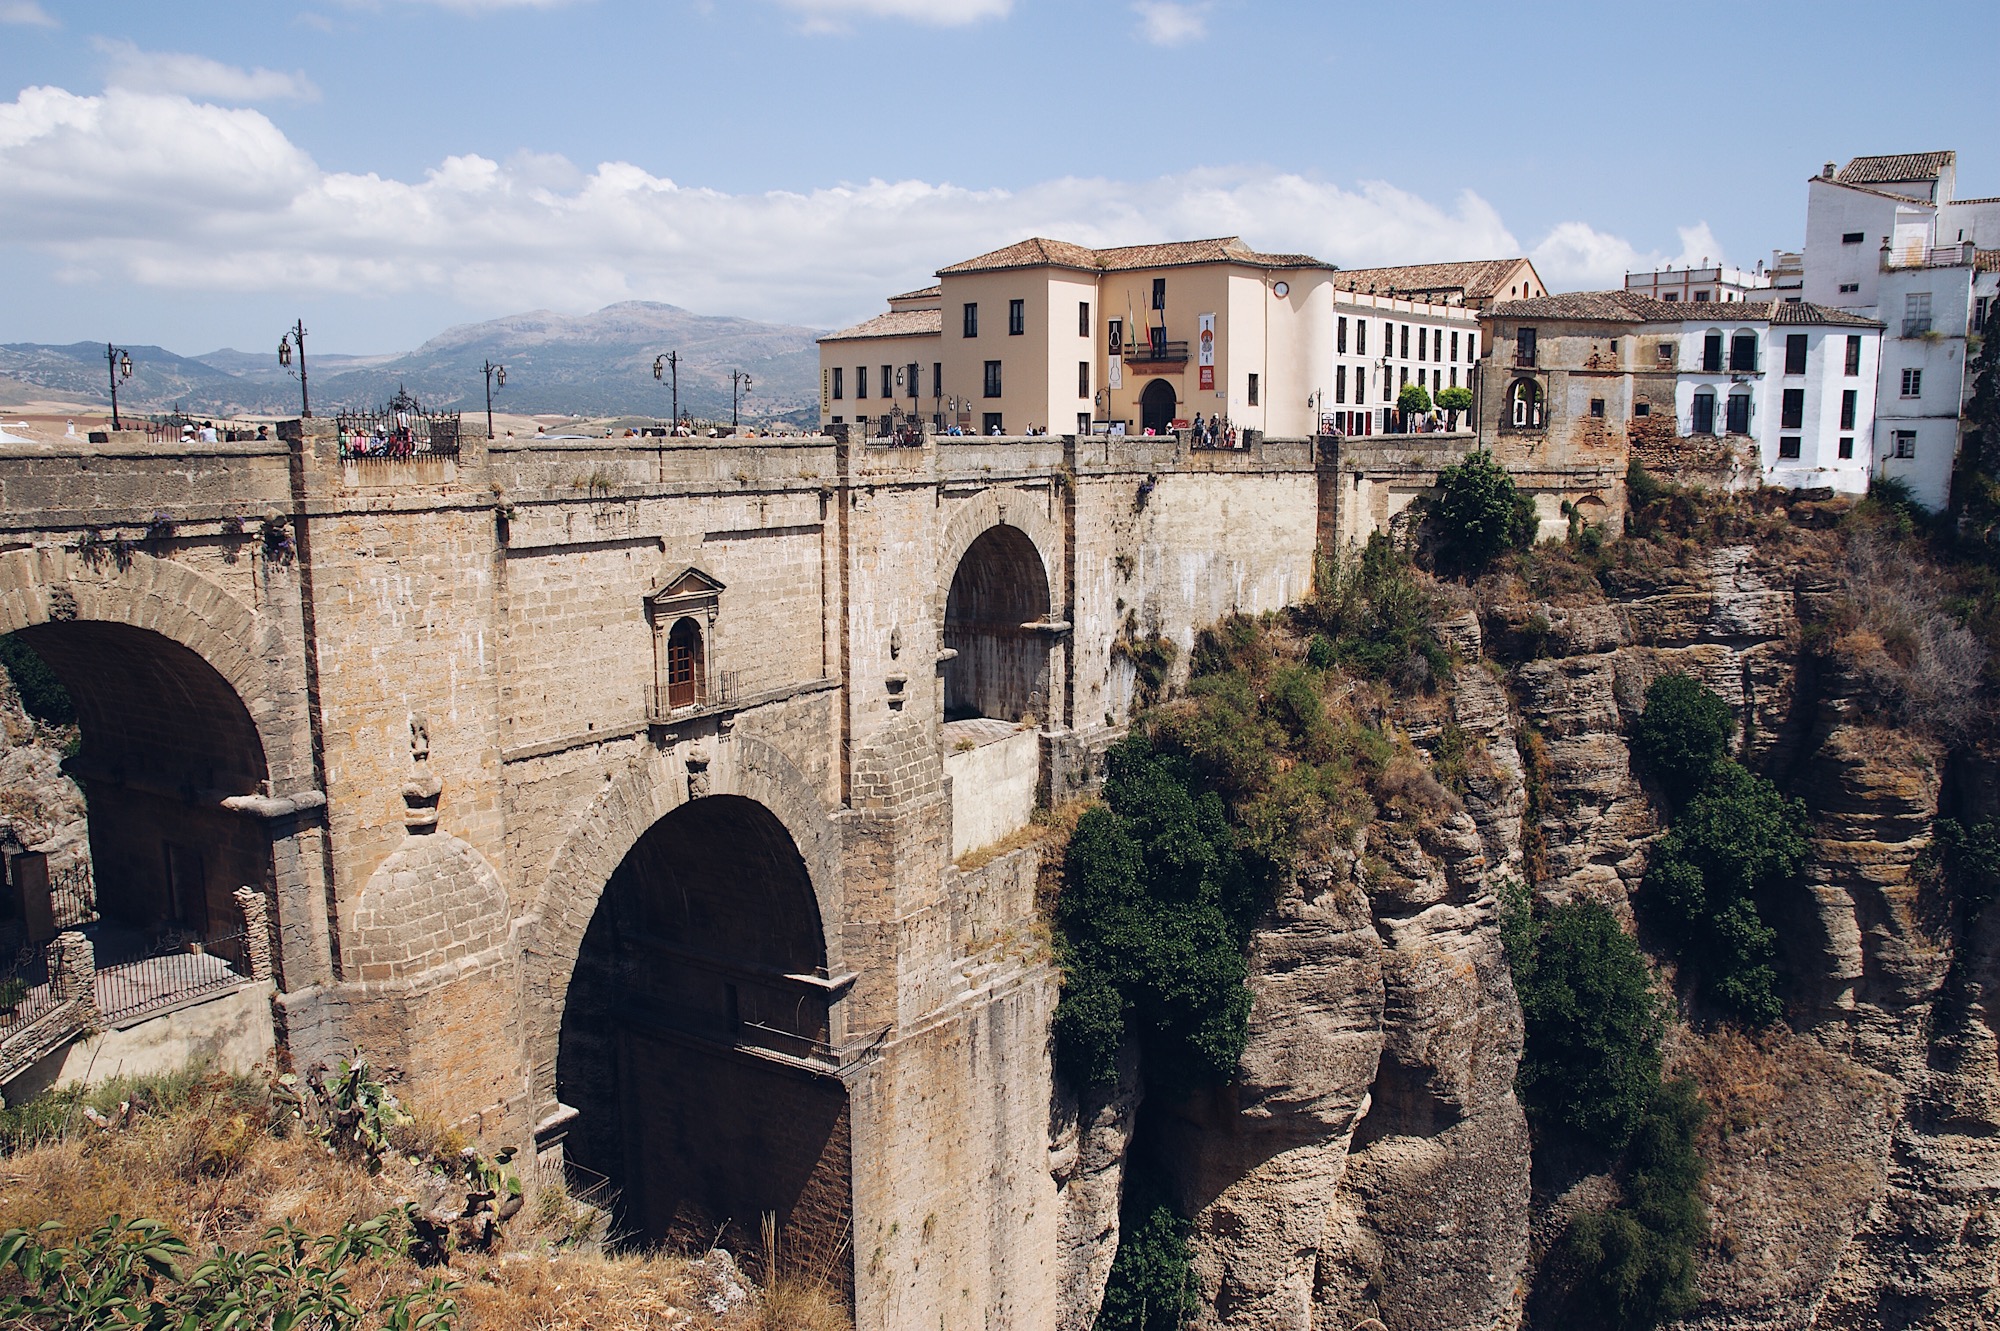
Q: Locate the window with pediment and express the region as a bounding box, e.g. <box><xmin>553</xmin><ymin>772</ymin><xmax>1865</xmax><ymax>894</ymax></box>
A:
<box><xmin>646</xmin><ymin>567</ymin><xmax>724</xmax><ymax>716</ymax></box>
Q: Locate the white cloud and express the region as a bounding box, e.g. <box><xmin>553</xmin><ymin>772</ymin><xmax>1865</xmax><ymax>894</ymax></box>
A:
<box><xmin>1528</xmin><ymin>219</ymin><xmax>1729</xmax><ymax>289</ymax></box>
<box><xmin>94</xmin><ymin>39</ymin><xmax>321</xmax><ymax>104</ymax></box>
<box><xmin>0</xmin><ymin>1</ymin><xmax>57</xmax><ymax>26</ymax></box>
<box><xmin>770</xmin><ymin>0</ymin><xmax>1011</xmax><ymax>32</ymax></box>
<box><xmin>1132</xmin><ymin>1</ymin><xmax>1207</xmax><ymax>45</ymax></box>
<box><xmin>0</xmin><ymin>84</ymin><xmax>1714</xmax><ymax>333</ymax></box>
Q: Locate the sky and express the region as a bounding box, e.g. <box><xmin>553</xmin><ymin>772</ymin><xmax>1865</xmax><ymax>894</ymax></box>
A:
<box><xmin>0</xmin><ymin>0</ymin><xmax>1995</xmax><ymax>355</ymax></box>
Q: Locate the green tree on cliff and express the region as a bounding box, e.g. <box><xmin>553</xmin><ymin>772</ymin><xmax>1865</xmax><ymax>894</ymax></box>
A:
<box><xmin>1427</xmin><ymin>450</ymin><xmax>1538</xmax><ymax>572</ymax></box>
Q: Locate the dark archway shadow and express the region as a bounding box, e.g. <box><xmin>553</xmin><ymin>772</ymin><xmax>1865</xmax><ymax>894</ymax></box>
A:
<box><xmin>1140</xmin><ymin>378</ymin><xmax>1178</xmax><ymax>434</ymax></box>
<box><xmin>5</xmin><ymin>622</ymin><xmax>270</xmax><ymax>966</ymax></box>
<box><xmin>943</xmin><ymin>525</ymin><xmax>1052</xmax><ymax>724</ymax></box>
<box><xmin>557</xmin><ymin>795</ymin><xmax>850</xmax><ymax>1283</ymax></box>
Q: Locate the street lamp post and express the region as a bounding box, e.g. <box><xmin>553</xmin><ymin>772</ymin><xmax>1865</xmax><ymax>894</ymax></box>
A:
<box><xmin>103</xmin><ymin>343</ymin><xmax>133</xmax><ymax>432</ymax></box>
<box><xmin>276</xmin><ymin>320</ymin><xmax>311</xmax><ymax>418</ymax></box>
<box><xmin>653</xmin><ymin>352</ymin><xmax>680</xmax><ymax>427</ymax></box>
<box><xmin>730</xmin><ymin>370</ymin><xmax>753</xmax><ymax>429</ymax></box>
<box><xmin>483</xmin><ymin>360</ymin><xmax>506</xmax><ymax>439</ymax></box>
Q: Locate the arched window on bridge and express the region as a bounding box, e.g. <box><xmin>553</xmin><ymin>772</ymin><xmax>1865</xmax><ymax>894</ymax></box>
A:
<box><xmin>1509</xmin><ymin>378</ymin><xmax>1543</xmax><ymax>429</ymax></box>
<box><xmin>943</xmin><ymin>526</ymin><xmax>1053</xmax><ymax>726</ymax></box>
<box><xmin>646</xmin><ymin>567</ymin><xmax>724</xmax><ymax>719</ymax></box>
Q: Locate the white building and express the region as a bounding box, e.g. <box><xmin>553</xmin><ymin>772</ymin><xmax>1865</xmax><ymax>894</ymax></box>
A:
<box><xmin>1325</xmin><ymin>290</ymin><xmax>1481</xmax><ymax>437</ymax></box>
<box><xmin>1624</xmin><ymin>263</ymin><xmax>1772</xmax><ymax>305</ymax></box>
<box><xmin>1790</xmin><ymin>152</ymin><xmax>2000</xmax><ymax>507</ymax></box>
<box><xmin>1670</xmin><ymin>303</ymin><xmax>1883</xmax><ymax>495</ymax></box>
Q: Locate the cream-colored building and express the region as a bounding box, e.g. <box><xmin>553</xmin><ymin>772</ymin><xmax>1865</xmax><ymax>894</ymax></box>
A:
<box><xmin>820</xmin><ymin>236</ymin><xmax>1512</xmax><ymax>439</ymax></box>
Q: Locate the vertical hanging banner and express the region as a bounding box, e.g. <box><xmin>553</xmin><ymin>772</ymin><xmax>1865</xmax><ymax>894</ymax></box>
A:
<box><xmin>1198</xmin><ymin>314</ymin><xmax>1216</xmax><ymax>391</ymax></box>
<box><xmin>1108</xmin><ymin>317</ymin><xmax>1123</xmax><ymax>390</ymax></box>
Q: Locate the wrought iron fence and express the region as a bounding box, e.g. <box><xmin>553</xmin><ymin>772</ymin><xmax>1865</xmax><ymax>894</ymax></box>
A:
<box><xmin>645</xmin><ymin>670</ymin><xmax>739</xmax><ymax>720</ymax></box>
<box><xmin>49</xmin><ymin>862</ymin><xmax>97</xmax><ymax>930</ymax></box>
<box><xmin>0</xmin><ymin>942</ymin><xmax>66</xmax><ymax>1037</ymax></box>
<box><xmin>336</xmin><ymin>389</ymin><xmax>463</xmax><ymax>462</ymax></box>
<box><xmin>95</xmin><ymin>930</ymin><xmax>249</xmax><ymax>1025</ymax></box>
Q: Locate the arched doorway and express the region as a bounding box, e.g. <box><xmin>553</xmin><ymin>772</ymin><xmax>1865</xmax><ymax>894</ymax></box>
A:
<box><xmin>665</xmin><ymin>618</ymin><xmax>704</xmax><ymax>710</ymax></box>
<box><xmin>943</xmin><ymin>526</ymin><xmax>1052</xmax><ymax>724</ymax></box>
<box><xmin>557</xmin><ymin>795</ymin><xmax>849</xmax><ymax>1276</ymax></box>
<box><xmin>1139</xmin><ymin>379</ymin><xmax>1178</xmax><ymax>434</ymax></box>
<box><xmin>1</xmin><ymin>622</ymin><xmax>270</xmax><ymax>977</ymax></box>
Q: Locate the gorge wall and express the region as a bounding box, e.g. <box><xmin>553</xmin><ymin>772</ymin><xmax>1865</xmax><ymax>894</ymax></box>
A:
<box><xmin>1061</xmin><ymin>506</ymin><xmax>2000</xmax><ymax>1331</ymax></box>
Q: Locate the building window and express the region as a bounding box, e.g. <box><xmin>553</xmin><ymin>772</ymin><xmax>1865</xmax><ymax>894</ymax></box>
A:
<box><xmin>1843</xmin><ymin>231</ymin><xmax>1865</xmax><ymax>244</ymax></box>
<box><xmin>1416</xmin><ymin>327</ymin><xmax>1427</xmax><ymax>361</ymax></box>
<box><xmin>1590</xmin><ymin>398</ymin><xmax>1605</xmax><ymax>418</ymax></box>
<box><xmin>1356</xmin><ymin>320</ymin><xmax>1367</xmax><ymax>356</ymax></box>
<box><xmin>1664</xmin><ymin>291</ymin><xmax>1680</xmax><ymax>302</ymax></box>
<box><xmin>1338</xmin><ymin>317</ymin><xmax>1348</xmax><ymax>353</ymax></box>
<box><xmin>1903</xmin><ymin>292</ymin><xmax>1933</xmax><ymax>337</ymax></box>
<box><xmin>1355</xmin><ymin>367</ymin><xmax>1366</xmax><ymax>405</ymax></box>
<box><xmin>1703</xmin><ymin>331</ymin><xmax>1724</xmax><ymax>372</ymax></box>
<box><xmin>1658</xmin><ymin>341</ymin><xmax>1678</xmax><ymax>365</ymax></box>
<box><xmin>1785</xmin><ymin>334</ymin><xmax>1808</xmax><ymax>375</ymax></box>
<box><xmin>983</xmin><ymin>412</ymin><xmax>1004</xmax><ymax>435</ymax></box>
<box><xmin>1838</xmin><ymin>436</ymin><xmax>1854</xmax><ymax>459</ymax></box>
<box><xmin>1840</xmin><ymin>389</ymin><xmax>1857</xmax><ymax>429</ymax></box>
<box><xmin>1729</xmin><ymin>330</ymin><xmax>1759</xmax><ymax>372</ymax></box>
<box><xmin>1901</xmin><ymin>367</ymin><xmax>1922</xmax><ymax>398</ymax></box>
<box><xmin>1248</xmin><ymin>373</ymin><xmax>1259</xmax><ymax>406</ymax></box>
<box><xmin>1078</xmin><ymin>361</ymin><xmax>1090</xmax><ymax>398</ymax></box>
<box><xmin>857</xmin><ymin>365</ymin><xmax>868</xmax><ymax>399</ymax></box>
<box><xmin>883</xmin><ymin>365</ymin><xmax>893</xmax><ymax>399</ymax></box>
<box><xmin>665</xmin><ymin>618</ymin><xmax>705</xmax><ymax>710</ymax></box>
<box><xmin>1400</xmin><ymin>324</ymin><xmax>1410</xmax><ymax>359</ymax></box>
<box><xmin>1451</xmin><ymin>330</ymin><xmax>1459</xmax><ymax>361</ymax></box>
<box><xmin>1781</xmin><ymin>388</ymin><xmax>1805</xmax><ymax>429</ymax></box>
<box><xmin>1400</xmin><ymin>366</ymin><xmax>1408</xmax><ymax>387</ymax></box>
<box><xmin>1635</xmin><ymin>402</ymin><xmax>1651</xmax><ymax>417</ymax></box>
<box><xmin>1978</xmin><ymin>296</ymin><xmax>1993</xmax><ymax>333</ymax></box>
<box><xmin>831</xmin><ymin>367</ymin><xmax>844</xmax><ymax>399</ymax></box>
<box><xmin>1838</xmin><ymin>283</ymin><xmax>1860</xmax><ymax>294</ymax></box>
<box><xmin>1151</xmin><ymin>278</ymin><xmax>1166</xmax><ymax>310</ymax></box>
<box><xmin>1450</xmin><ymin>367</ymin><xmax>1458</xmax><ymax>387</ymax></box>
<box><xmin>1009</xmin><ymin>299</ymin><xmax>1025</xmax><ymax>336</ymax></box>
<box><xmin>983</xmin><ymin>360</ymin><xmax>1002</xmax><ymax>398</ymax></box>
<box><xmin>933</xmin><ymin>362</ymin><xmax>942</xmax><ymax>397</ymax></box>
<box><xmin>1516</xmin><ymin>327</ymin><xmax>1538</xmax><ymax>367</ymax></box>
<box><xmin>907</xmin><ymin>363</ymin><xmax>919</xmax><ymax>399</ymax></box>
<box><xmin>1078</xmin><ymin>412</ymin><xmax>1091</xmax><ymax>435</ymax></box>
<box><xmin>963</xmin><ymin>303</ymin><xmax>979</xmax><ymax>337</ymax></box>
<box><xmin>1779</xmin><ymin>436</ymin><xmax>1801</xmax><ymax>459</ymax></box>
<box><xmin>1466</xmin><ymin>334</ymin><xmax>1475</xmax><ymax>361</ymax></box>
<box><xmin>1694</xmin><ymin>291</ymin><xmax>1711</xmax><ymax>303</ymax></box>
<box><xmin>1336</xmin><ymin>365</ymin><xmax>1347</xmax><ymax>403</ymax></box>
<box><xmin>1510</xmin><ymin>379</ymin><xmax>1543</xmax><ymax>428</ymax></box>
<box><xmin>1894</xmin><ymin>430</ymin><xmax>1917</xmax><ymax>459</ymax></box>
<box><xmin>1692</xmin><ymin>390</ymin><xmax>1717</xmax><ymax>435</ymax></box>
<box><xmin>1845</xmin><ymin>335</ymin><xmax>1862</xmax><ymax>375</ymax></box>
<box><xmin>1079</xmin><ymin>301</ymin><xmax>1091</xmax><ymax>337</ymax></box>
<box><xmin>1726</xmin><ymin>393</ymin><xmax>1750</xmax><ymax>434</ymax></box>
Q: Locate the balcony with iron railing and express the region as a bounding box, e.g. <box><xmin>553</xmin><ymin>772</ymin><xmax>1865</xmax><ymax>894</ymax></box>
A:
<box><xmin>1885</xmin><ymin>241</ymin><xmax>1978</xmax><ymax>272</ymax></box>
<box><xmin>1121</xmin><ymin>338</ymin><xmax>1191</xmax><ymax>364</ymax></box>
<box><xmin>645</xmin><ymin>670</ymin><xmax>740</xmax><ymax>723</ymax></box>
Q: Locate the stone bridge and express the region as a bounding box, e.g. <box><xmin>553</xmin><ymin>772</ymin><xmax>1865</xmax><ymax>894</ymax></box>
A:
<box><xmin>0</xmin><ymin>423</ymin><xmax>1361</xmax><ymax>1328</ymax></box>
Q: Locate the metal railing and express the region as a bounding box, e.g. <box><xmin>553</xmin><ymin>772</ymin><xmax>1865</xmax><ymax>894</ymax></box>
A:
<box><xmin>1902</xmin><ymin>317</ymin><xmax>1934</xmax><ymax>338</ymax></box>
<box><xmin>95</xmin><ymin>929</ymin><xmax>248</xmax><ymax>1025</ymax></box>
<box><xmin>49</xmin><ymin>862</ymin><xmax>97</xmax><ymax>930</ymax></box>
<box><xmin>1122</xmin><ymin>339</ymin><xmax>1190</xmax><ymax>363</ymax></box>
<box><xmin>645</xmin><ymin>670</ymin><xmax>739</xmax><ymax>721</ymax></box>
<box><xmin>0</xmin><ymin>943</ymin><xmax>67</xmax><ymax>1038</ymax></box>
<box><xmin>335</xmin><ymin>396</ymin><xmax>463</xmax><ymax>462</ymax></box>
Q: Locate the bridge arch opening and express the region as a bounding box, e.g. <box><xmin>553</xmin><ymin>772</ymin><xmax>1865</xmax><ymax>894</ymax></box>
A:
<box><xmin>0</xmin><ymin>622</ymin><xmax>270</xmax><ymax>972</ymax></box>
<box><xmin>943</xmin><ymin>525</ymin><xmax>1052</xmax><ymax>724</ymax></box>
<box><xmin>556</xmin><ymin>794</ymin><xmax>850</xmax><ymax>1273</ymax></box>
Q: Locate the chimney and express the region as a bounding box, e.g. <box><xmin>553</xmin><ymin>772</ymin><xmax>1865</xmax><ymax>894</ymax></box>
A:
<box><xmin>1823</xmin><ymin>162</ymin><xmax>1837</xmax><ymax>179</ymax></box>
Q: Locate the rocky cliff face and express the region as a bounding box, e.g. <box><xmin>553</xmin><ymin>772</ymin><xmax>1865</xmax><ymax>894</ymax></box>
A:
<box><xmin>1067</xmin><ymin>525</ymin><xmax>2000</xmax><ymax>1331</ymax></box>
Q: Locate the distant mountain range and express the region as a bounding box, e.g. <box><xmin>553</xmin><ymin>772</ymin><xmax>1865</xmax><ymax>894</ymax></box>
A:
<box><xmin>0</xmin><ymin>302</ymin><xmax>826</xmax><ymax>424</ymax></box>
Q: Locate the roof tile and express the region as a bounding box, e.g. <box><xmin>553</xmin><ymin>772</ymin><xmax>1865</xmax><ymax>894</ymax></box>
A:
<box><xmin>1330</xmin><ymin>258</ymin><xmax>1530</xmax><ymax>301</ymax></box>
<box><xmin>818</xmin><ymin>309</ymin><xmax>943</xmax><ymax>343</ymax></box>
<box><xmin>1836</xmin><ymin>151</ymin><xmax>1956</xmax><ymax>185</ymax></box>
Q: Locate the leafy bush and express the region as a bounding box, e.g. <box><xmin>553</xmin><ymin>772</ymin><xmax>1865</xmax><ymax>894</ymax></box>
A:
<box><xmin>1644</xmin><ymin>761</ymin><xmax>1807</xmax><ymax>1025</ymax></box>
<box><xmin>1051</xmin><ymin>739</ymin><xmax>1256</xmax><ymax>1090</ymax></box>
<box><xmin>1509</xmin><ymin>899</ymin><xmax>1665</xmax><ymax>1151</ymax></box>
<box><xmin>1435</xmin><ymin>385</ymin><xmax>1473</xmax><ymax>418</ymax></box>
<box><xmin>1095</xmin><ymin>1168</ymin><xmax>1197</xmax><ymax>1331</ymax></box>
<box><xmin>1631</xmin><ymin>673</ymin><xmax>1735</xmax><ymax>804</ymax></box>
<box><xmin>1397</xmin><ymin>381</ymin><xmax>1433</xmax><ymax>418</ymax></box>
<box><xmin>1919</xmin><ymin>816</ymin><xmax>2000</xmax><ymax>924</ymax></box>
<box><xmin>1308</xmin><ymin>535</ymin><xmax>1452</xmax><ymax>692</ymax></box>
<box><xmin>1429</xmin><ymin>449</ymin><xmax>1537</xmax><ymax>573</ymax></box>
<box><xmin>1545</xmin><ymin>1079</ymin><xmax>1707</xmax><ymax>1331</ymax></box>
<box><xmin>0</xmin><ymin>634</ymin><xmax>74</xmax><ymax>726</ymax></box>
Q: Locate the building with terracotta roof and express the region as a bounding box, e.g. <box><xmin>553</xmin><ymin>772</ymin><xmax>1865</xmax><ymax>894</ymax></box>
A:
<box><xmin>1328</xmin><ymin>257</ymin><xmax>1547</xmax><ymax>309</ymax></box>
<box><xmin>1478</xmin><ymin>292</ymin><xmax>1883</xmax><ymax>498</ymax></box>
<box><xmin>820</xmin><ymin>235</ymin><xmax>1487</xmax><ymax>440</ymax></box>
<box><xmin>1791</xmin><ymin>151</ymin><xmax>2000</xmax><ymax>506</ymax></box>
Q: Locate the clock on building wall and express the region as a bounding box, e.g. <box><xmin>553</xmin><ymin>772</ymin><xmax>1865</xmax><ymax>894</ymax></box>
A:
<box><xmin>1273</xmin><ymin>281</ymin><xmax>1290</xmax><ymax>298</ymax></box>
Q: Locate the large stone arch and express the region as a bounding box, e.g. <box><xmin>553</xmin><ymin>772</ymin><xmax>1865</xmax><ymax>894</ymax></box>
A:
<box><xmin>0</xmin><ymin>546</ymin><xmax>306</xmax><ymax>794</ymax></box>
<box><xmin>521</xmin><ymin>732</ymin><xmax>842</xmax><ymax>1118</ymax></box>
<box><xmin>935</xmin><ymin>489</ymin><xmax>1064</xmax><ymax>728</ymax></box>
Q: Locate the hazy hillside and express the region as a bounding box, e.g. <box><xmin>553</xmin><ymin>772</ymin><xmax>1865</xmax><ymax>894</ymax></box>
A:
<box><xmin>0</xmin><ymin>302</ymin><xmax>826</xmax><ymax>424</ymax></box>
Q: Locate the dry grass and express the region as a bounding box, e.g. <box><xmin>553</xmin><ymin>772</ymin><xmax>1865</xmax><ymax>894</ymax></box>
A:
<box><xmin>0</xmin><ymin>1065</ymin><xmax>850</xmax><ymax>1331</ymax></box>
